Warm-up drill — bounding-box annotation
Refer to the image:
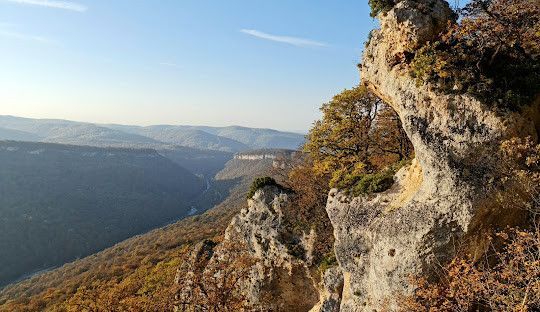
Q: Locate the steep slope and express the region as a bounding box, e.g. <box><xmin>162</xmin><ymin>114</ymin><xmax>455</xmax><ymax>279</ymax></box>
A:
<box><xmin>159</xmin><ymin>146</ymin><xmax>233</xmax><ymax>176</ymax></box>
<box><xmin>0</xmin><ymin>141</ymin><xmax>204</xmax><ymax>288</ymax></box>
<box><xmin>215</xmin><ymin>150</ymin><xmax>292</xmax><ymax>180</ymax></box>
<box><xmin>176</xmin><ymin>186</ymin><xmax>334</xmax><ymax>311</ymax></box>
<box><xmin>325</xmin><ymin>0</ymin><xmax>540</xmax><ymax>310</ymax></box>
<box><xmin>0</xmin><ymin>149</ymin><xmax>279</xmax><ymax>311</ymax></box>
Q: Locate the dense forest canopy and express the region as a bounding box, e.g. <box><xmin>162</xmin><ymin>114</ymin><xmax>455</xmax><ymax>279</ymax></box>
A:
<box><xmin>0</xmin><ymin>141</ymin><xmax>204</xmax><ymax>287</ymax></box>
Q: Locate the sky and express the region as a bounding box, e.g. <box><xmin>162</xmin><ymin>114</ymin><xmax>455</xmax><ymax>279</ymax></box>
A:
<box><xmin>0</xmin><ymin>0</ymin><xmax>378</xmax><ymax>132</ymax></box>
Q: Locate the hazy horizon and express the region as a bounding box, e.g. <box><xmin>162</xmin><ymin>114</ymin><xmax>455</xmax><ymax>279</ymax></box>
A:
<box><xmin>0</xmin><ymin>113</ymin><xmax>308</xmax><ymax>134</ymax></box>
<box><xmin>0</xmin><ymin>0</ymin><xmax>377</xmax><ymax>133</ymax></box>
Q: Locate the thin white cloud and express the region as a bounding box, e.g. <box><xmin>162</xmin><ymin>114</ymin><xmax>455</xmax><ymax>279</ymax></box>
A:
<box><xmin>240</xmin><ymin>29</ymin><xmax>327</xmax><ymax>48</ymax></box>
<box><xmin>0</xmin><ymin>30</ymin><xmax>52</xmax><ymax>43</ymax></box>
<box><xmin>159</xmin><ymin>62</ymin><xmax>182</xmax><ymax>69</ymax></box>
<box><xmin>3</xmin><ymin>0</ymin><xmax>87</xmax><ymax>12</ymax></box>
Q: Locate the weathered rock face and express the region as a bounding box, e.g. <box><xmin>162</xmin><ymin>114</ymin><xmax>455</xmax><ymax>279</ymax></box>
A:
<box><xmin>223</xmin><ymin>186</ymin><xmax>319</xmax><ymax>311</ymax></box>
<box><xmin>176</xmin><ymin>185</ymin><xmax>344</xmax><ymax>311</ymax></box>
<box><xmin>309</xmin><ymin>267</ymin><xmax>344</xmax><ymax>312</ymax></box>
<box><xmin>177</xmin><ymin>186</ymin><xmax>323</xmax><ymax>311</ymax></box>
<box><xmin>326</xmin><ymin>0</ymin><xmax>540</xmax><ymax>311</ymax></box>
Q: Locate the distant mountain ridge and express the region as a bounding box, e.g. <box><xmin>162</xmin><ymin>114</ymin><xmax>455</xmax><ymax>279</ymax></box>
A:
<box><xmin>0</xmin><ymin>115</ymin><xmax>304</xmax><ymax>152</ymax></box>
<box><xmin>0</xmin><ymin>127</ymin><xmax>41</xmax><ymax>142</ymax></box>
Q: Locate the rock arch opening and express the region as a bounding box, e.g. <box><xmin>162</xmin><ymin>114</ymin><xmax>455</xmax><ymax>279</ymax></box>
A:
<box><xmin>368</xmin><ymin>100</ymin><xmax>414</xmax><ymax>171</ymax></box>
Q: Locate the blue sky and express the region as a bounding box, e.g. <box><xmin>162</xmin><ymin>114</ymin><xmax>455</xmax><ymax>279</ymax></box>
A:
<box><xmin>0</xmin><ymin>0</ymin><xmax>377</xmax><ymax>132</ymax></box>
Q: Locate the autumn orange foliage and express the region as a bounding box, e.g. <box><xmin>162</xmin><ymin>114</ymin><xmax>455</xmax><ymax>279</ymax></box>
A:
<box><xmin>400</xmin><ymin>138</ymin><xmax>540</xmax><ymax>312</ymax></box>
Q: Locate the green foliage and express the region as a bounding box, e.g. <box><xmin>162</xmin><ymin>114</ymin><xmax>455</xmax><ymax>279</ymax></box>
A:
<box><xmin>247</xmin><ymin>176</ymin><xmax>279</xmax><ymax>199</ymax></box>
<box><xmin>318</xmin><ymin>252</ymin><xmax>338</xmax><ymax>273</ymax></box>
<box><xmin>368</xmin><ymin>0</ymin><xmax>395</xmax><ymax>17</ymax></box>
<box><xmin>352</xmin><ymin>170</ymin><xmax>395</xmax><ymax>196</ymax></box>
<box><xmin>305</xmin><ymin>85</ymin><xmax>381</xmax><ymax>178</ymax></box>
<box><xmin>409</xmin><ymin>0</ymin><xmax>540</xmax><ymax>109</ymax></box>
<box><xmin>304</xmin><ymin>85</ymin><xmax>413</xmax><ymax>198</ymax></box>
<box><xmin>411</xmin><ymin>40</ymin><xmax>540</xmax><ymax>108</ymax></box>
<box><xmin>333</xmin><ymin>170</ymin><xmax>394</xmax><ymax>197</ymax></box>
<box><xmin>332</xmin><ymin>159</ymin><xmax>411</xmax><ymax>197</ymax></box>
<box><xmin>305</xmin><ymin>85</ymin><xmax>412</xmax><ymax>182</ymax></box>
<box><xmin>409</xmin><ymin>42</ymin><xmax>448</xmax><ymax>86</ymax></box>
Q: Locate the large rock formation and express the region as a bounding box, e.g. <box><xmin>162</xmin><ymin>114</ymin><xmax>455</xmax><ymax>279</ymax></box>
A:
<box><xmin>176</xmin><ymin>186</ymin><xmax>331</xmax><ymax>311</ymax></box>
<box><xmin>175</xmin><ymin>2</ymin><xmax>539</xmax><ymax>311</ymax></box>
<box><xmin>223</xmin><ymin>186</ymin><xmax>319</xmax><ymax>311</ymax></box>
<box><xmin>326</xmin><ymin>0</ymin><xmax>540</xmax><ymax>311</ymax></box>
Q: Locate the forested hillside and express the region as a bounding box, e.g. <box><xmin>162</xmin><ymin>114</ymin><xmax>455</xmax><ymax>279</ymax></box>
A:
<box><xmin>158</xmin><ymin>147</ymin><xmax>233</xmax><ymax>177</ymax></box>
<box><xmin>0</xmin><ymin>150</ymin><xmax>279</xmax><ymax>311</ymax></box>
<box><xmin>0</xmin><ymin>127</ymin><xmax>40</xmax><ymax>142</ymax></box>
<box><xmin>0</xmin><ymin>141</ymin><xmax>204</xmax><ymax>287</ymax></box>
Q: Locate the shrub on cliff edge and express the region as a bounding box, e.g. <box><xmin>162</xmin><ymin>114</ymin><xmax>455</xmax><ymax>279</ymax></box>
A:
<box><xmin>246</xmin><ymin>177</ymin><xmax>279</xmax><ymax>199</ymax></box>
<box><xmin>368</xmin><ymin>0</ymin><xmax>396</xmax><ymax>17</ymax></box>
<box><xmin>409</xmin><ymin>0</ymin><xmax>540</xmax><ymax>109</ymax></box>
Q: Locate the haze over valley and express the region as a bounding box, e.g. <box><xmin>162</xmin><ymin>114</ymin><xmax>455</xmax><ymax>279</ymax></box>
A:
<box><xmin>0</xmin><ymin>114</ymin><xmax>302</xmax><ymax>287</ymax></box>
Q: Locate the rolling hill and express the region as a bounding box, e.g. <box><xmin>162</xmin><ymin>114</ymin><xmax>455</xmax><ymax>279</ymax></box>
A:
<box><xmin>0</xmin><ymin>116</ymin><xmax>161</xmax><ymax>148</ymax></box>
<box><xmin>0</xmin><ymin>115</ymin><xmax>304</xmax><ymax>152</ymax></box>
<box><xmin>0</xmin><ymin>127</ymin><xmax>41</xmax><ymax>142</ymax></box>
<box><xmin>112</xmin><ymin>125</ymin><xmax>250</xmax><ymax>152</ymax></box>
<box><xmin>210</xmin><ymin>125</ymin><xmax>305</xmax><ymax>150</ymax></box>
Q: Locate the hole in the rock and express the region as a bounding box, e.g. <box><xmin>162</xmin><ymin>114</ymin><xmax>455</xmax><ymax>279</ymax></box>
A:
<box><xmin>347</xmin><ymin>100</ymin><xmax>417</xmax><ymax>197</ymax></box>
<box><xmin>388</xmin><ymin>249</ymin><xmax>396</xmax><ymax>257</ymax></box>
<box><xmin>367</xmin><ymin>101</ymin><xmax>414</xmax><ymax>171</ymax></box>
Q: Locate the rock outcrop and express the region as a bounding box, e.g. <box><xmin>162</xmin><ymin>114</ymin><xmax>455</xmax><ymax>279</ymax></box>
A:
<box><xmin>223</xmin><ymin>186</ymin><xmax>319</xmax><ymax>311</ymax></box>
<box><xmin>309</xmin><ymin>267</ymin><xmax>343</xmax><ymax>312</ymax></box>
<box><xmin>177</xmin><ymin>185</ymin><xmax>329</xmax><ymax>311</ymax></box>
<box><xmin>326</xmin><ymin>0</ymin><xmax>540</xmax><ymax>311</ymax></box>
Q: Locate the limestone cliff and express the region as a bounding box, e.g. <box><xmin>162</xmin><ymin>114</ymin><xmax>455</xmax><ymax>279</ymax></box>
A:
<box><xmin>325</xmin><ymin>0</ymin><xmax>540</xmax><ymax>311</ymax></box>
<box><xmin>224</xmin><ymin>186</ymin><xmax>319</xmax><ymax>311</ymax></box>
<box><xmin>176</xmin><ymin>186</ymin><xmax>342</xmax><ymax>312</ymax></box>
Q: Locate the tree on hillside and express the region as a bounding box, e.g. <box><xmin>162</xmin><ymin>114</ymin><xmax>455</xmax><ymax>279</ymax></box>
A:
<box><xmin>304</xmin><ymin>85</ymin><xmax>413</xmax><ymax>188</ymax></box>
<box><xmin>370</xmin><ymin>106</ymin><xmax>413</xmax><ymax>168</ymax></box>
